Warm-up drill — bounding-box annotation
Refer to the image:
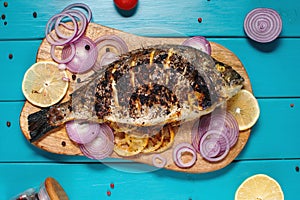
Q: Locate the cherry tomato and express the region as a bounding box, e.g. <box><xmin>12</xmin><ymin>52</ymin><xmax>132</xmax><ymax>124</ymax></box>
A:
<box><xmin>114</xmin><ymin>0</ymin><xmax>138</xmax><ymax>10</ymax></box>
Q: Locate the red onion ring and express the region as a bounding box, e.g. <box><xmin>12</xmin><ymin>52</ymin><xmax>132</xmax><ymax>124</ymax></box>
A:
<box><xmin>65</xmin><ymin>120</ymin><xmax>100</xmax><ymax>144</ymax></box>
<box><xmin>79</xmin><ymin>123</ymin><xmax>114</xmax><ymax>160</ymax></box>
<box><xmin>93</xmin><ymin>35</ymin><xmax>128</xmax><ymax>71</ymax></box>
<box><xmin>50</xmin><ymin>43</ymin><xmax>76</xmax><ymax>64</ymax></box>
<box><xmin>194</xmin><ymin>110</ymin><xmax>239</xmax><ymax>148</ymax></box>
<box><xmin>45</xmin><ymin>13</ymin><xmax>78</xmax><ymax>46</ymax></box>
<box><xmin>199</xmin><ymin>130</ymin><xmax>230</xmax><ymax>162</ymax></box>
<box><xmin>55</xmin><ymin>9</ymin><xmax>88</xmax><ymax>43</ymax></box>
<box><xmin>152</xmin><ymin>154</ymin><xmax>167</xmax><ymax>168</ymax></box>
<box><xmin>172</xmin><ymin>142</ymin><xmax>197</xmax><ymax>168</ymax></box>
<box><xmin>244</xmin><ymin>8</ymin><xmax>282</xmax><ymax>43</ymax></box>
<box><xmin>182</xmin><ymin>36</ymin><xmax>211</xmax><ymax>55</ymax></box>
<box><xmin>62</xmin><ymin>36</ymin><xmax>98</xmax><ymax>73</ymax></box>
<box><xmin>191</xmin><ymin>119</ymin><xmax>202</xmax><ymax>153</ymax></box>
<box><xmin>62</xmin><ymin>3</ymin><xmax>92</xmax><ymax>23</ymax></box>
<box><xmin>63</xmin><ymin>10</ymin><xmax>87</xmax><ymax>42</ymax></box>
<box><xmin>200</xmin><ymin>136</ymin><xmax>221</xmax><ymax>158</ymax></box>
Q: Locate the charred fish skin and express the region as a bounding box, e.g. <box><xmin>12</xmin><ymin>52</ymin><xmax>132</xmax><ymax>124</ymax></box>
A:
<box><xmin>95</xmin><ymin>45</ymin><xmax>214</xmax><ymax>119</ymax></box>
<box><xmin>28</xmin><ymin>44</ymin><xmax>244</xmax><ymax>142</ymax></box>
<box><xmin>94</xmin><ymin>45</ymin><xmax>243</xmax><ymax>126</ymax></box>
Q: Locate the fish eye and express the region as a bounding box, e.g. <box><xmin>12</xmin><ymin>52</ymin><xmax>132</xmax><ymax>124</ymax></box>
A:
<box><xmin>216</xmin><ymin>64</ymin><xmax>225</xmax><ymax>72</ymax></box>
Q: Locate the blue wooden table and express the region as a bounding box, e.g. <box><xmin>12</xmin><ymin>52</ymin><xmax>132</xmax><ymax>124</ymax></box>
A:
<box><xmin>1</xmin><ymin>0</ymin><xmax>300</xmax><ymax>199</ymax></box>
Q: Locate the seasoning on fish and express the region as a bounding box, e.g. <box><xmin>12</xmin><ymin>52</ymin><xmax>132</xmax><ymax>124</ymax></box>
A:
<box><xmin>28</xmin><ymin>44</ymin><xmax>244</xmax><ymax>142</ymax></box>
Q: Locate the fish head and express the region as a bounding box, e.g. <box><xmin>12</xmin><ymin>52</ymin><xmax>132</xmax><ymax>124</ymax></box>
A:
<box><xmin>214</xmin><ymin>59</ymin><xmax>244</xmax><ymax>87</ymax></box>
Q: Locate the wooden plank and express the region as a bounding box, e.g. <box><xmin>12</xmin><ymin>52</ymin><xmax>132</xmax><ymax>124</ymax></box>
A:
<box><xmin>0</xmin><ymin>0</ymin><xmax>299</xmax><ymax>39</ymax></box>
<box><xmin>1</xmin><ymin>38</ymin><xmax>300</xmax><ymax>100</ymax></box>
<box><xmin>1</xmin><ymin>160</ymin><xmax>299</xmax><ymax>199</ymax></box>
<box><xmin>0</xmin><ymin>98</ymin><xmax>299</xmax><ymax>162</ymax></box>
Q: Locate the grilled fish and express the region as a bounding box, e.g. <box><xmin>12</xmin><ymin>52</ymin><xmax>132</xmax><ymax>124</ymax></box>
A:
<box><xmin>28</xmin><ymin>44</ymin><xmax>244</xmax><ymax>142</ymax></box>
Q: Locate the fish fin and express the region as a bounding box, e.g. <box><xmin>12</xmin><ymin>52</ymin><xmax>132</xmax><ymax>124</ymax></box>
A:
<box><xmin>28</xmin><ymin>108</ymin><xmax>58</xmax><ymax>143</ymax></box>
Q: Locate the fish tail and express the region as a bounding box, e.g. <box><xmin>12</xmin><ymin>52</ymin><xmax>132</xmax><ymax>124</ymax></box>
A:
<box><xmin>28</xmin><ymin>108</ymin><xmax>58</xmax><ymax>143</ymax></box>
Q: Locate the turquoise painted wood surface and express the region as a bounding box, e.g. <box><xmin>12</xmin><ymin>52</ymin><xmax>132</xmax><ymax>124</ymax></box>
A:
<box><xmin>0</xmin><ymin>0</ymin><xmax>300</xmax><ymax>199</ymax></box>
<box><xmin>1</xmin><ymin>161</ymin><xmax>300</xmax><ymax>199</ymax></box>
<box><xmin>1</xmin><ymin>39</ymin><xmax>300</xmax><ymax>100</ymax></box>
<box><xmin>0</xmin><ymin>0</ymin><xmax>299</xmax><ymax>38</ymax></box>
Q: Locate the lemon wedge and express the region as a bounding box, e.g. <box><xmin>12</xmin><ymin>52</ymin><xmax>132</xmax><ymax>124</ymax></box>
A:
<box><xmin>22</xmin><ymin>61</ymin><xmax>69</xmax><ymax>107</ymax></box>
<box><xmin>235</xmin><ymin>174</ymin><xmax>284</xmax><ymax>200</ymax></box>
<box><xmin>227</xmin><ymin>89</ymin><xmax>260</xmax><ymax>131</ymax></box>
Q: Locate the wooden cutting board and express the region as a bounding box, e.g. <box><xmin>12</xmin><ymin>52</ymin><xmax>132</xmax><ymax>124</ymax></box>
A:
<box><xmin>20</xmin><ymin>22</ymin><xmax>252</xmax><ymax>173</ymax></box>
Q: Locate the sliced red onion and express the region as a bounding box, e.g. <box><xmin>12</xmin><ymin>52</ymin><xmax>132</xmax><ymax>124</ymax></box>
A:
<box><xmin>62</xmin><ymin>3</ymin><xmax>92</xmax><ymax>23</ymax></box>
<box><xmin>79</xmin><ymin>123</ymin><xmax>114</xmax><ymax>160</ymax></box>
<box><xmin>200</xmin><ymin>136</ymin><xmax>221</xmax><ymax>158</ymax></box>
<box><xmin>45</xmin><ymin>13</ymin><xmax>78</xmax><ymax>46</ymax></box>
<box><xmin>199</xmin><ymin>130</ymin><xmax>230</xmax><ymax>162</ymax></box>
<box><xmin>244</xmin><ymin>8</ymin><xmax>282</xmax><ymax>43</ymax></box>
<box><xmin>152</xmin><ymin>154</ymin><xmax>167</xmax><ymax>168</ymax></box>
<box><xmin>182</xmin><ymin>36</ymin><xmax>211</xmax><ymax>55</ymax></box>
<box><xmin>191</xmin><ymin>119</ymin><xmax>201</xmax><ymax>153</ymax></box>
<box><xmin>50</xmin><ymin>43</ymin><xmax>76</xmax><ymax>64</ymax></box>
<box><xmin>195</xmin><ymin>110</ymin><xmax>239</xmax><ymax>148</ymax></box>
<box><xmin>62</xmin><ymin>36</ymin><xmax>98</xmax><ymax>73</ymax></box>
<box><xmin>98</xmin><ymin>52</ymin><xmax>118</xmax><ymax>68</ymax></box>
<box><xmin>65</xmin><ymin>120</ymin><xmax>100</xmax><ymax>144</ymax></box>
<box><xmin>58</xmin><ymin>63</ymin><xmax>67</xmax><ymax>70</ymax></box>
<box><xmin>173</xmin><ymin>142</ymin><xmax>197</xmax><ymax>168</ymax></box>
<box><xmin>93</xmin><ymin>35</ymin><xmax>128</xmax><ymax>71</ymax></box>
<box><xmin>45</xmin><ymin>4</ymin><xmax>90</xmax><ymax>49</ymax></box>
<box><xmin>58</xmin><ymin>9</ymin><xmax>88</xmax><ymax>43</ymax></box>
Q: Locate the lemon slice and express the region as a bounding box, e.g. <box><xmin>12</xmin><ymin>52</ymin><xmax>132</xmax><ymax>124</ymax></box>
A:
<box><xmin>142</xmin><ymin>130</ymin><xmax>164</xmax><ymax>153</ymax></box>
<box><xmin>227</xmin><ymin>89</ymin><xmax>260</xmax><ymax>131</ymax></box>
<box><xmin>235</xmin><ymin>174</ymin><xmax>284</xmax><ymax>200</ymax></box>
<box><xmin>22</xmin><ymin>61</ymin><xmax>69</xmax><ymax>107</ymax></box>
<box><xmin>114</xmin><ymin>132</ymin><xmax>149</xmax><ymax>157</ymax></box>
<box><xmin>153</xmin><ymin>125</ymin><xmax>175</xmax><ymax>153</ymax></box>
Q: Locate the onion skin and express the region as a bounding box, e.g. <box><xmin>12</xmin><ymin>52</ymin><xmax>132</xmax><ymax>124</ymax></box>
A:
<box><xmin>244</xmin><ymin>8</ymin><xmax>282</xmax><ymax>43</ymax></box>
